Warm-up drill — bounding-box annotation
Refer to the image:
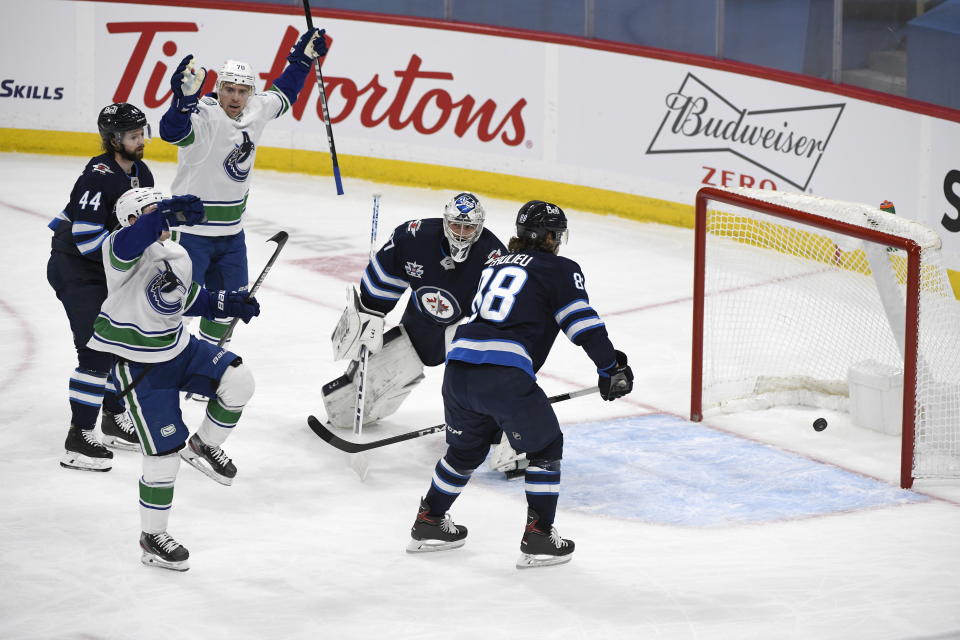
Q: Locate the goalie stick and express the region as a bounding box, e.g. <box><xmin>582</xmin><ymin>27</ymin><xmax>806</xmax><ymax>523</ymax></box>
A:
<box><xmin>183</xmin><ymin>231</ymin><xmax>288</xmax><ymax>400</ymax></box>
<box><xmin>352</xmin><ymin>194</ymin><xmax>381</xmax><ymax>436</ymax></box>
<box><xmin>307</xmin><ymin>386</ymin><xmax>600</xmax><ymax>454</ymax></box>
<box><xmin>302</xmin><ymin>0</ymin><xmax>344</xmax><ymax>195</ymax></box>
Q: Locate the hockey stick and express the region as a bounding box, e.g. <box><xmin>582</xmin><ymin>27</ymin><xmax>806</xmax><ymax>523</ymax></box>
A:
<box><xmin>302</xmin><ymin>0</ymin><xmax>344</xmax><ymax>196</ymax></box>
<box><xmin>183</xmin><ymin>231</ymin><xmax>289</xmax><ymax>400</ymax></box>
<box><xmin>352</xmin><ymin>194</ymin><xmax>380</xmax><ymax>437</ymax></box>
<box><xmin>308</xmin><ymin>386</ymin><xmax>600</xmax><ymax>454</ymax></box>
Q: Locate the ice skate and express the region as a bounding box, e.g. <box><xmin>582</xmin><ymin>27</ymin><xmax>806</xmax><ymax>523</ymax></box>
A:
<box><xmin>516</xmin><ymin>508</ymin><xmax>574</xmax><ymax>569</ymax></box>
<box><xmin>406</xmin><ymin>498</ymin><xmax>467</xmax><ymax>553</ymax></box>
<box><xmin>180</xmin><ymin>433</ymin><xmax>236</xmax><ymax>486</ymax></box>
<box><xmin>140</xmin><ymin>531</ymin><xmax>189</xmax><ymax>572</ymax></box>
<box><xmin>100</xmin><ymin>409</ymin><xmax>140</xmax><ymax>451</ymax></box>
<box><xmin>60</xmin><ymin>425</ymin><xmax>113</xmax><ymax>472</ymax></box>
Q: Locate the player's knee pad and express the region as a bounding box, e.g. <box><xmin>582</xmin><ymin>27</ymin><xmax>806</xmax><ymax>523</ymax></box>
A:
<box><xmin>322</xmin><ymin>325</ymin><xmax>425</xmax><ymax>429</ymax></box>
<box><xmin>445</xmin><ymin>443</ymin><xmax>488</xmax><ymax>474</ymax></box>
<box><xmin>217</xmin><ymin>360</ymin><xmax>255</xmax><ymax>408</ymax></box>
<box><xmin>527</xmin><ymin>433</ymin><xmax>563</xmax><ymax>471</ymax></box>
<box><xmin>142</xmin><ymin>450</ymin><xmax>181</xmax><ymax>484</ymax></box>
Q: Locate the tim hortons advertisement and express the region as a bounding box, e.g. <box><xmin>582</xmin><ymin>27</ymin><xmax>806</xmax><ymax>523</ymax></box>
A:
<box><xmin>0</xmin><ymin>1</ymin><xmax>542</xmax><ymax>163</ymax></box>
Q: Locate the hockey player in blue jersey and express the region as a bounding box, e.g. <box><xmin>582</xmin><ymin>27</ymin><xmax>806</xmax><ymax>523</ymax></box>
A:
<box><xmin>406</xmin><ymin>200</ymin><xmax>634</xmax><ymax>569</ymax></box>
<box><xmin>323</xmin><ymin>192</ymin><xmax>506</xmax><ymax>430</ymax></box>
<box><xmin>159</xmin><ymin>28</ymin><xmax>327</xmax><ymax>358</ymax></box>
<box><xmin>47</xmin><ymin>102</ymin><xmax>154</xmax><ymax>471</ymax></box>
<box><xmin>89</xmin><ymin>187</ymin><xmax>260</xmax><ymax>571</ymax></box>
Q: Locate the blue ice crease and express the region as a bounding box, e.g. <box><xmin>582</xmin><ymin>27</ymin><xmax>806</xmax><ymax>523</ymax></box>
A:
<box><xmin>473</xmin><ymin>414</ymin><xmax>928</xmax><ymax>527</ymax></box>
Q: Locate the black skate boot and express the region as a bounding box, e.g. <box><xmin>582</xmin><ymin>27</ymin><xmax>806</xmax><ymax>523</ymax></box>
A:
<box><xmin>180</xmin><ymin>433</ymin><xmax>236</xmax><ymax>486</ymax></box>
<box><xmin>140</xmin><ymin>531</ymin><xmax>190</xmax><ymax>572</ymax></box>
<box><xmin>60</xmin><ymin>425</ymin><xmax>113</xmax><ymax>472</ymax></box>
<box><xmin>406</xmin><ymin>498</ymin><xmax>468</xmax><ymax>553</ymax></box>
<box><xmin>100</xmin><ymin>410</ymin><xmax>140</xmax><ymax>452</ymax></box>
<box><xmin>517</xmin><ymin>508</ymin><xmax>575</xmax><ymax>569</ymax></box>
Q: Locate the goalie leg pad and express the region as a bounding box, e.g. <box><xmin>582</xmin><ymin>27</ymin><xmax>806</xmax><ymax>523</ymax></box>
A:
<box><xmin>322</xmin><ymin>326</ymin><xmax>424</xmax><ymax>429</ymax></box>
<box><xmin>489</xmin><ymin>430</ymin><xmax>529</xmax><ymax>476</ymax></box>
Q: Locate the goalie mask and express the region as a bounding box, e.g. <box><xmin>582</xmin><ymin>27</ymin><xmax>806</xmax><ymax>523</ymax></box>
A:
<box><xmin>442</xmin><ymin>192</ymin><xmax>486</xmax><ymax>263</ymax></box>
<box><xmin>217</xmin><ymin>59</ymin><xmax>256</xmax><ymax>92</ymax></box>
<box><xmin>116</xmin><ymin>187</ymin><xmax>165</xmax><ymax>228</ymax></box>
<box><xmin>516</xmin><ymin>200</ymin><xmax>569</xmax><ymax>248</ymax></box>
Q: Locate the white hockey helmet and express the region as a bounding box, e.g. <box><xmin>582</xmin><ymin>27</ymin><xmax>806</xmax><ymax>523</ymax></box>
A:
<box><xmin>116</xmin><ymin>187</ymin><xmax>165</xmax><ymax>227</ymax></box>
<box><xmin>217</xmin><ymin>59</ymin><xmax>256</xmax><ymax>92</ymax></box>
<box><xmin>442</xmin><ymin>192</ymin><xmax>486</xmax><ymax>263</ymax></box>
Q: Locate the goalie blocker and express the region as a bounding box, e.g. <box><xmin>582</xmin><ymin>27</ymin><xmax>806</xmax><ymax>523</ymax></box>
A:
<box><xmin>322</xmin><ymin>325</ymin><xmax>425</xmax><ymax>429</ymax></box>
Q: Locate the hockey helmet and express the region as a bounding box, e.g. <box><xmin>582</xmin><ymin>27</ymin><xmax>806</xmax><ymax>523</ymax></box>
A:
<box><xmin>116</xmin><ymin>187</ymin><xmax>165</xmax><ymax>228</ymax></box>
<box><xmin>442</xmin><ymin>192</ymin><xmax>485</xmax><ymax>263</ymax></box>
<box><xmin>516</xmin><ymin>200</ymin><xmax>568</xmax><ymax>247</ymax></box>
<box><xmin>97</xmin><ymin>102</ymin><xmax>150</xmax><ymax>142</ymax></box>
<box><xmin>217</xmin><ymin>59</ymin><xmax>256</xmax><ymax>92</ymax></box>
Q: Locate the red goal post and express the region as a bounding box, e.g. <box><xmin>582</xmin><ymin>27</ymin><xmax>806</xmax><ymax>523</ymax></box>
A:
<box><xmin>689</xmin><ymin>186</ymin><xmax>960</xmax><ymax>489</ymax></box>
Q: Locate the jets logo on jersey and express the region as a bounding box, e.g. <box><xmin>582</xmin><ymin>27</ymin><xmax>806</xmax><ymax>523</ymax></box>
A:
<box><xmin>415</xmin><ymin>286</ymin><xmax>461</xmax><ymax>324</ymax></box>
<box><xmin>91</xmin><ymin>163</ymin><xmax>113</xmax><ymax>175</ymax></box>
<box><xmin>145</xmin><ymin>267</ymin><xmax>185</xmax><ymax>316</ymax></box>
<box><xmin>405</xmin><ymin>261</ymin><xmax>424</xmax><ymax>278</ymax></box>
<box><xmin>223</xmin><ymin>131</ymin><xmax>255</xmax><ymax>182</ymax></box>
<box><xmin>407</xmin><ymin>219</ymin><xmax>422</xmax><ymax>236</ymax></box>
<box><xmin>485</xmin><ymin>248</ymin><xmax>502</xmax><ymax>263</ymax></box>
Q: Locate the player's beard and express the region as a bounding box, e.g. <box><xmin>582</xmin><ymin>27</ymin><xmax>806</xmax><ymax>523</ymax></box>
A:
<box><xmin>117</xmin><ymin>145</ymin><xmax>144</xmax><ymax>163</ymax></box>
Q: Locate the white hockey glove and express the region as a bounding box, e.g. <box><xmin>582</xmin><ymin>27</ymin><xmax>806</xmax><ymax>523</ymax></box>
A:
<box><xmin>489</xmin><ymin>432</ymin><xmax>528</xmax><ymax>475</ymax></box>
<box><xmin>331</xmin><ymin>286</ymin><xmax>385</xmax><ymax>361</ymax></box>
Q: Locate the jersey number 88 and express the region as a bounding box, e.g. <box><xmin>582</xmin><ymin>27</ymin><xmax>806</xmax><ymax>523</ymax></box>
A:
<box><xmin>467</xmin><ymin>266</ymin><xmax>528</xmax><ymax>323</ymax></box>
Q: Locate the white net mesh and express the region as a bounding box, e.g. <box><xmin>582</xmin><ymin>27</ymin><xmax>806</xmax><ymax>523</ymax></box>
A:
<box><xmin>700</xmin><ymin>188</ymin><xmax>960</xmax><ymax>479</ymax></box>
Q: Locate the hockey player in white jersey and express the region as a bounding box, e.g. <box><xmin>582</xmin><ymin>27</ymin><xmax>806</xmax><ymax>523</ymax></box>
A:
<box><xmin>88</xmin><ymin>187</ymin><xmax>261</xmax><ymax>571</ymax></box>
<box><xmin>158</xmin><ymin>27</ymin><xmax>327</xmax><ymax>353</ymax></box>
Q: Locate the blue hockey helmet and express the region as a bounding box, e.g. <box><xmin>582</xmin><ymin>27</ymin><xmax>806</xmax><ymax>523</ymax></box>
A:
<box><xmin>516</xmin><ymin>200</ymin><xmax>568</xmax><ymax>247</ymax></box>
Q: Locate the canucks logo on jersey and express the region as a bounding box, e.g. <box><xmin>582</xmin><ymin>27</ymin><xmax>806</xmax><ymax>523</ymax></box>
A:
<box><xmin>145</xmin><ymin>264</ymin><xmax>186</xmax><ymax>315</ymax></box>
<box><xmin>223</xmin><ymin>131</ymin><xmax>255</xmax><ymax>183</ymax></box>
<box><xmin>414</xmin><ymin>285</ymin><xmax>461</xmax><ymax>325</ymax></box>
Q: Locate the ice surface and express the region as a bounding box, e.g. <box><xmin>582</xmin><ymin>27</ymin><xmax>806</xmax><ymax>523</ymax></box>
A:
<box><xmin>1</xmin><ymin>153</ymin><xmax>959</xmax><ymax>639</ymax></box>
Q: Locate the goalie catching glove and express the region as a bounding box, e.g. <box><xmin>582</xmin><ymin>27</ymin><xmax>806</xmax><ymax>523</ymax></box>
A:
<box><xmin>598</xmin><ymin>350</ymin><xmax>634</xmax><ymax>401</ymax></box>
<box><xmin>331</xmin><ymin>286</ymin><xmax>385</xmax><ymax>361</ymax></box>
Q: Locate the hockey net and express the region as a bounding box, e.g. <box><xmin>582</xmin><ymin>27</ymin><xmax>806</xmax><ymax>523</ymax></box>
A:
<box><xmin>691</xmin><ymin>187</ymin><xmax>960</xmax><ymax>488</ymax></box>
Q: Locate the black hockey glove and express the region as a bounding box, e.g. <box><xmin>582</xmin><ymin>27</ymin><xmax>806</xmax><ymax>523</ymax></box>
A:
<box><xmin>215</xmin><ymin>291</ymin><xmax>261</xmax><ymax>323</ymax></box>
<box><xmin>598</xmin><ymin>350</ymin><xmax>634</xmax><ymax>401</ymax></box>
<box><xmin>287</xmin><ymin>28</ymin><xmax>327</xmax><ymax>68</ymax></box>
<box><xmin>157</xmin><ymin>195</ymin><xmax>206</xmax><ymax>227</ymax></box>
<box><xmin>170</xmin><ymin>55</ymin><xmax>205</xmax><ymax>113</ymax></box>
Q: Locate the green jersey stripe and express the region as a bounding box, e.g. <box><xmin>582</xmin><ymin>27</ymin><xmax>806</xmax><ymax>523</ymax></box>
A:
<box><xmin>108</xmin><ymin>236</ymin><xmax>141</xmax><ymax>272</ymax></box>
<box><xmin>94</xmin><ymin>316</ymin><xmax>181</xmax><ymax>349</ymax></box>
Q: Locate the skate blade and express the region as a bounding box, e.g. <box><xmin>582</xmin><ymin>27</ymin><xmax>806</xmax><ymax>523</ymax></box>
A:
<box><xmin>59</xmin><ymin>453</ymin><xmax>111</xmax><ymax>472</ymax></box>
<box><xmin>141</xmin><ymin>552</ymin><xmax>189</xmax><ymax>572</ymax></box>
<box><xmin>179</xmin><ymin>451</ymin><xmax>233</xmax><ymax>486</ymax></box>
<box><xmin>406</xmin><ymin>537</ymin><xmax>466</xmax><ymax>553</ymax></box>
<box><xmin>102</xmin><ymin>436</ymin><xmax>140</xmax><ymax>452</ymax></box>
<box><xmin>516</xmin><ymin>552</ymin><xmax>573</xmax><ymax>570</ymax></box>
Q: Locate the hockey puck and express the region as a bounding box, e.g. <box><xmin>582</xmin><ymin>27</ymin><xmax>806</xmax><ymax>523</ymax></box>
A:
<box><xmin>813</xmin><ymin>417</ymin><xmax>828</xmax><ymax>432</ymax></box>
